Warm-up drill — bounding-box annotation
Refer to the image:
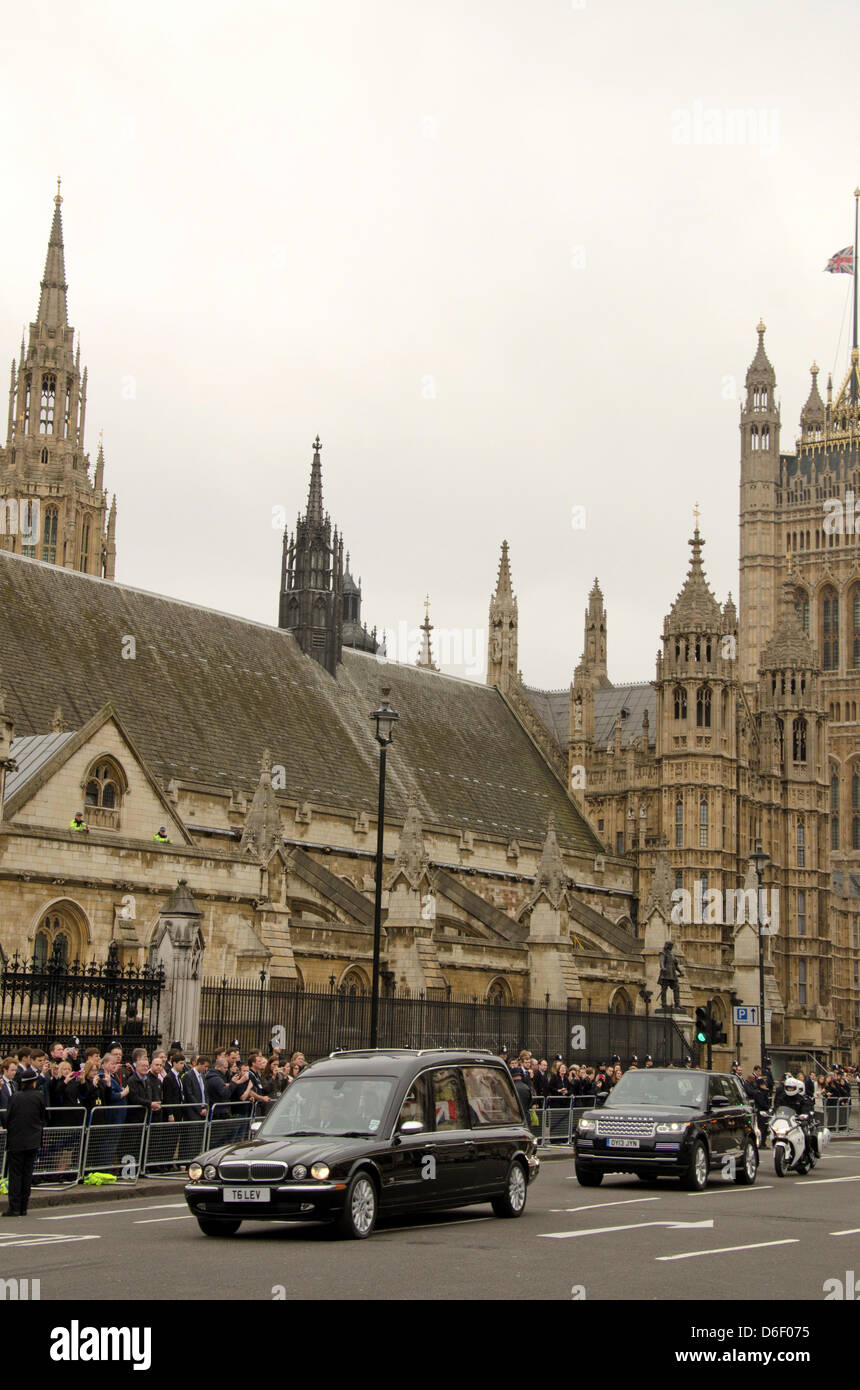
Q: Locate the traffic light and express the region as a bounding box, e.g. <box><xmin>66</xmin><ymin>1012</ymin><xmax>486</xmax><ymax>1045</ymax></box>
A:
<box><xmin>695</xmin><ymin>1006</ymin><xmax>709</xmax><ymax>1045</ymax></box>
<box><xmin>711</xmin><ymin>1019</ymin><xmax>727</xmax><ymax>1045</ymax></box>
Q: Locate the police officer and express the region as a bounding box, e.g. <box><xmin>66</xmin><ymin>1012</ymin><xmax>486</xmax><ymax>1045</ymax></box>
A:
<box><xmin>153</xmin><ymin>826</ymin><xmax>171</xmax><ymax>843</ymax></box>
<box><xmin>2</xmin><ymin>1072</ymin><xmax>46</xmax><ymax>1217</ymax></box>
<box><xmin>69</xmin><ymin>811</ymin><xmax>89</xmax><ymax>833</ymax></box>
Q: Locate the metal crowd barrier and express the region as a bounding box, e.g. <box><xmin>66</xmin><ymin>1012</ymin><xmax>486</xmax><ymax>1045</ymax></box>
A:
<box><xmin>143</xmin><ymin>1102</ymin><xmax>210</xmax><ymax>1178</ymax></box>
<box><xmin>823</xmin><ymin>1096</ymin><xmax>851</xmax><ymax>1134</ymax></box>
<box><xmin>530</xmin><ymin>1095</ymin><xmax>598</xmax><ymax>1147</ymax></box>
<box><xmin>1</xmin><ymin>1100</ymin><xmax>267</xmax><ymax>1189</ymax></box>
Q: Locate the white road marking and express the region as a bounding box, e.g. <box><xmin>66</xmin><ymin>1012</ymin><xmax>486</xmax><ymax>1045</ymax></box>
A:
<box><xmin>799</xmin><ymin>1175</ymin><xmax>860</xmax><ymax>1186</ymax></box>
<box><xmin>656</xmin><ymin>1238</ymin><xmax>798</xmax><ymax>1262</ymax></box>
<box><xmin>687</xmin><ymin>1185</ymin><xmax>774</xmax><ymax>1196</ymax></box>
<box><xmin>133</xmin><ymin>1215</ymin><xmax>195</xmax><ymax>1224</ymax></box>
<box><xmin>540</xmin><ymin>1218</ymin><xmax>714</xmax><ymax>1241</ymax></box>
<box><xmin>548</xmin><ymin>1197</ymin><xmax>661</xmax><ymax>1213</ymax></box>
<box><xmin>0</xmin><ymin>1234</ymin><xmax>100</xmax><ymax>1249</ymax></box>
<box><xmin>40</xmin><ymin>1203</ymin><xmax>187</xmax><ymax>1221</ymax></box>
<box><xmin>830</xmin><ymin>1228</ymin><xmax>860</xmax><ymax>1236</ymax></box>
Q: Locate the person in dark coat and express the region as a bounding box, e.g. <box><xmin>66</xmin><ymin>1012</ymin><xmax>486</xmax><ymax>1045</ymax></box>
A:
<box><xmin>161</xmin><ymin>1054</ymin><xmax>185</xmax><ymax>1121</ymax></box>
<box><xmin>0</xmin><ymin>1057</ymin><xmax>18</xmax><ymax>1125</ymax></box>
<box><xmin>2</xmin><ymin>1073</ymin><xmax>46</xmax><ymax>1216</ymax></box>
<box><xmin>182</xmin><ymin>1057</ymin><xmax>209</xmax><ymax>1119</ymax></box>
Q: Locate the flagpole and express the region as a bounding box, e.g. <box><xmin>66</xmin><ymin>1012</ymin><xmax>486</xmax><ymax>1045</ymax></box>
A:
<box><xmin>854</xmin><ymin>187</ymin><xmax>859</xmax><ymax>361</ymax></box>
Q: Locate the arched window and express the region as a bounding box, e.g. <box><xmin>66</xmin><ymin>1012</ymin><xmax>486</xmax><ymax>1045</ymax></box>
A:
<box><xmin>339</xmin><ymin>967</ymin><xmax>368</xmax><ymax>996</ymax></box>
<box><xmin>699</xmin><ymin>798</ymin><xmax>708</xmax><ymax>848</ymax></box>
<box><xmin>79</xmin><ymin>515</ymin><xmax>90</xmax><ymax>572</ymax></box>
<box><xmin>487</xmin><ymin>977</ymin><xmax>512</xmax><ymax>1005</ymax></box>
<box><xmin>795</xmin><ymin>589</ymin><xmax>810</xmax><ymax>633</ymax></box>
<box><xmin>696</xmin><ymin>685</ymin><xmax>711</xmax><ymax>728</ymax></box>
<box><xmin>852</xmin><ymin>586</ymin><xmax>860</xmax><ymax>669</ymax></box>
<box><xmin>832</xmin><ymin>769</ymin><xmax>840</xmax><ymax>851</ymax></box>
<box><xmin>750</xmin><ymin>425</ymin><xmax>759</xmax><ymax>450</ymax></box>
<box><xmin>610</xmin><ymin>988</ymin><xmax>633</xmax><ymax>1014</ymax></box>
<box><xmin>673</xmin><ymin>685</ymin><xmax>687</xmax><ymax>720</ymax></box>
<box><xmin>33</xmin><ymin>930</ymin><xmax>48</xmax><ymax>971</ymax></box>
<box><xmin>39</xmin><ymin>373</ymin><xmax>56</xmax><ymax>434</ymax></box>
<box><xmin>83</xmin><ymin>758</ymin><xmax>125</xmax><ymax>827</ymax></box>
<box><xmin>797</xmin><ymin>818</ymin><xmax>805</xmax><ymax>868</ymax></box>
<box><xmin>761</xmin><ymin>425</ymin><xmax>770</xmax><ymax>451</ymax></box>
<box><xmin>793</xmin><ymin>716</ymin><xmax>807</xmax><ymax>764</ymax></box>
<box><xmin>20</xmin><ymin>499</ymin><xmax>38</xmax><ymax>558</ymax></box>
<box><xmin>33</xmin><ymin>909</ymin><xmax>81</xmax><ymax>966</ymax></box>
<box><xmin>822</xmin><ymin>587</ymin><xmax>839</xmax><ymax>670</ymax></box>
<box><xmin>675</xmin><ymin>797</ymin><xmax>684</xmax><ymax>847</ymax></box>
<box><xmin>64</xmin><ymin>384</ymin><xmax>72</xmax><ymax>437</ymax></box>
<box><xmin>22</xmin><ymin>378</ymin><xmax>30</xmax><ymax>431</ymax></box>
<box><xmin>42</xmin><ymin>505</ymin><xmax>58</xmax><ymax>563</ymax></box>
<box><xmin>853</xmin><ymin>769</ymin><xmax>860</xmax><ymax>812</ymax></box>
<box><xmin>853</xmin><ymin>815</ymin><xmax>860</xmax><ymax>851</ymax></box>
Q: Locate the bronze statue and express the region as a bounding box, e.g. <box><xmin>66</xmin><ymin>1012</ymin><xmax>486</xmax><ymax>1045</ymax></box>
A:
<box><xmin>658</xmin><ymin>939</ymin><xmax>682</xmax><ymax>1011</ymax></box>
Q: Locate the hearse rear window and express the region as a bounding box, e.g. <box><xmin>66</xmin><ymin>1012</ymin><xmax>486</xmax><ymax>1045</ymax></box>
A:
<box><xmin>462</xmin><ymin>1066</ymin><xmax>521</xmax><ymax>1125</ymax></box>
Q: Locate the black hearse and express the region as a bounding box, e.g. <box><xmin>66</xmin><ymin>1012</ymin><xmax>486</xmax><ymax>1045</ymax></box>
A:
<box><xmin>573</xmin><ymin>1068</ymin><xmax>758</xmax><ymax>1190</ymax></box>
<box><xmin>185</xmin><ymin>1048</ymin><xmax>540</xmax><ymax>1238</ymax></box>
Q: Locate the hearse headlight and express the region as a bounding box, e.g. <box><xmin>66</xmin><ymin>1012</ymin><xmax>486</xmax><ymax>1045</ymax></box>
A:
<box><xmin>203</xmin><ymin>1164</ymin><xmax>217</xmax><ymax>1180</ymax></box>
<box><xmin>310</xmin><ymin>1162</ymin><xmax>330</xmax><ymax>1180</ymax></box>
<box><xmin>291</xmin><ymin>1164</ymin><xmax>308</xmax><ymax>1180</ymax></box>
<box><xmin>188</xmin><ymin>1163</ymin><xmax>203</xmax><ymax>1181</ymax></box>
<box><xmin>578</xmin><ymin>1117</ymin><xmax>595</xmax><ymax>1132</ymax></box>
<box><xmin>655</xmin><ymin>1121</ymin><xmax>686</xmax><ymax>1134</ymax></box>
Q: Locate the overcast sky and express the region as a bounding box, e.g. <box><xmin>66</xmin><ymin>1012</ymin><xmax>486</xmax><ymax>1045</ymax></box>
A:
<box><xmin>1</xmin><ymin>0</ymin><xmax>857</xmax><ymax>689</ymax></box>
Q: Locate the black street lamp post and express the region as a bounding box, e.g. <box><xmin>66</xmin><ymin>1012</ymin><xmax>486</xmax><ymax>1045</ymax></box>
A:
<box><xmin>369</xmin><ymin>687</ymin><xmax>399</xmax><ymax>1047</ymax></box>
<box><xmin>750</xmin><ymin>841</ymin><xmax>771</xmax><ymax>1073</ymax></box>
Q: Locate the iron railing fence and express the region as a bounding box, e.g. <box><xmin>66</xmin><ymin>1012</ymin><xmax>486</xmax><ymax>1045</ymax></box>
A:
<box><xmin>0</xmin><ymin>940</ymin><xmax>164</xmax><ymax>1057</ymax></box>
<box><xmin>199</xmin><ymin>974</ymin><xmax>690</xmax><ymax>1066</ymax></box>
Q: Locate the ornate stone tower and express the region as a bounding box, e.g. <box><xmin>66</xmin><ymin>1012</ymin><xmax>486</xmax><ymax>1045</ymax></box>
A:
<box><xmin>739</xmin><ymin>321</ymin><xmax>781</xmax><ymax>686</ymax></box>
<box><xmin>416</xmin><ymin>595</ymin><xmax>439</xmax><ymax>671</ymax></box>
<box><xmin>581</xmin><ymin>578</ymin><xmax>610</xmax><ymax>688</ymax></box>
<box><xmin>487</xmin><ymin>539</ymin><xmax>518</xmax><ymax>691</ymax></box>
<box><xmin>278</xmin><ymin>436</ymin><xmax>344</xmax><ymax>677</ymax></box>
<box><xmin>0</xmin><ymin>183</ymin><xmax>115</xmax><ymax>578</ymax></box>
<box><xmin>654</xmin><ymin>524</ymin><xmax>739</xmax><ymax>951</ymax></box>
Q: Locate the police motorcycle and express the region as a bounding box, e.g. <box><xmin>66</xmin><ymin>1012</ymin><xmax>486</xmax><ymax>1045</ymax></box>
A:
<box><xmin>771</xmin><ymin>1076</ymin><xmax>829</xmax><ymax>1177</ymax></box>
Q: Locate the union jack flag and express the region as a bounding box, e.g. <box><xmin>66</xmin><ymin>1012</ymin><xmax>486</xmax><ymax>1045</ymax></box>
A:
<box><xmin>825</xmin><ymin>245</ymin><xmax>854</xmax><ymax>274</ymax></box>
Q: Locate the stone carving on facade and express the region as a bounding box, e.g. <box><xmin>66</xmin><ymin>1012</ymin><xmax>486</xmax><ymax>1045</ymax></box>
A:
<box><xmin>240</xmin><ymin>749</ymin><xmax>284</xmax><ymax>864</ymax></box>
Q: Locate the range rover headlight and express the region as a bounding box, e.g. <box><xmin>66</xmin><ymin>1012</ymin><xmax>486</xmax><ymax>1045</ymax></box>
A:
<box><xmin>203</xmin><ymin>1164</ymin><xmax>217</xmax><ymax>1180</ymax></box>
<box><xmin>310</xmin><ymin>1162</ymin><xmax>330</xmax><ymax>1180</ymax></box>
<box><xmin>188</xmin><ymin>1163</ymin><xmax>203</xmax><ymax>1181</ymax></box>
<box><xmin>578</xmin><ymin>1117</ymin><xmax>595</xmax><ymax>1132</ymax></box>
<box><xmin>655</xmin><ymin>1121</ymin><xmax>687</xmax><ymax>1134</ymax></box>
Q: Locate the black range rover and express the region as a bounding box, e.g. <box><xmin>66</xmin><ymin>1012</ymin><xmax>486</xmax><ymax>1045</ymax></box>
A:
<box><xmin>573</xmin><ymin>1068</ymin><xmax>758</xmax><ymax>1191</ymax></box>
<box><xmin>184</xmin><ymin>1048</ymin><xmax>540</xmax><ymax>1239</ymax></box>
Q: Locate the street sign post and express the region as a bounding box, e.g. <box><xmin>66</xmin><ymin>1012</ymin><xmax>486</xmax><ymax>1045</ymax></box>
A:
<box><xmin>733</xmin><ymin>1005</ymin><xmax>759</xmax><ymax>1026</ymax></box>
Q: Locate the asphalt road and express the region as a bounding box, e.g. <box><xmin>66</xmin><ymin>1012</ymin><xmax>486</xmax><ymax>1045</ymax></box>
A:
<box><xmin>3</xmin><ymin>1142</ymin><xmax>860</xmax><ymax>1301</ymax></box>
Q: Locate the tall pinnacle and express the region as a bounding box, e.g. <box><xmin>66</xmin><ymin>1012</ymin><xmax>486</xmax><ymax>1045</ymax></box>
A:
<box><xmin>495</xmin><ymin>539</ymin><xmax>514</xmax><ymax>601</ymax></box>
<box><xmin>306</xmin><ymin>434</ymin><xmax>324</xmax><ymax>526</ymax></box>
<box><xmin>37</xmin><ymin>178</ymin><xmax>69</xmax><ymax>328</ymax></box>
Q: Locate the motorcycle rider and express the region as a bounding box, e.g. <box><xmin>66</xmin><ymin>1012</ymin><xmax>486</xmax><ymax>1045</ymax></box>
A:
<box><xmin>773</xmin><ymin>1073</ymin><xmax>817</xmax><ymax>1167</ymax></box>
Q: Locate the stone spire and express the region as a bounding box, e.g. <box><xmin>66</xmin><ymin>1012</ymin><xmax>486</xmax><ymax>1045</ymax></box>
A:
<box><xmin>278</xmin><ymin>435</ymin><xmax>344</xmax><ymax>676</ymax></box>
<box><xmin>306</xmin><ymin>434</ymin><xmax>325</xmax><ymax>527</ymax></box>
<box><xmin>240</xmin><ymin>749</ymin><xmax>284</xmax><ymax>863</ymax></box>
<box><xmin>759</xmin><ymin>557</ymin><xmax>818</xmax><ymax>671</ymax></box>
<box><xmin>36</xmin><ymin>178</ymin><xmax>69</xmax><ymax>328</ymax></box>
<box><xmin>525</xmin><ymin>815</ymin><xmax>570</xmax><ymax>911</ymax></box>
<box><xmin>487</xmin><ymin>540</ymin><xmax>518</xmax><ymax>691</ymax></box>
<box><xmin>664</xmin><ymin>522</ymin><xmax>722</xmax><ymax>635</ymax></box>
<box><xmin>800</xmin><ymin>362</ymin><xmax>825</xmax><ymax>439</ymax></box>
<box><xmin>416</xmin><ymin>595</ymin><xmax>439</xmax><ymax>671</ymax></box>
<box><xmin>389</xmin><ymin>803</ymin><xmax>433</xmax><ymax>891</ymax></box>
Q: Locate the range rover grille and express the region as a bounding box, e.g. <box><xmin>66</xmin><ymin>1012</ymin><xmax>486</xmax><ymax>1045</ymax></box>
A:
<box><xmin>595</xmin><ymin>1117</ymin><xmax>656</xmax><ymax>1139</ymax></box>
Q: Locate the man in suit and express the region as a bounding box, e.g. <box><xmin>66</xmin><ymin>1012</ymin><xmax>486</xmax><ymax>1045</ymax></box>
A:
<box><xmin>182</xmin><ymin>1056</ymin><xmax>209</xmax><ymax>1119</ymax></box>
<box><xmin>162</xmin><ymin>1053</ymin><xmax>185</xmax><ymax>1120</ymax></box>
<box><xmin>2</xmin><ymin>1072</ymin><xmax>46</xmax><ymax>1216</ymax></box>
<box><xmin>125</xmin><ymin>1055</ymin><xmax>159</xmax><ymax>1118</ymax></box>
<box><xmin>0</xmin><ymin>1057</ymin><xmax>19</xmax><ymax>1124</ymax></box>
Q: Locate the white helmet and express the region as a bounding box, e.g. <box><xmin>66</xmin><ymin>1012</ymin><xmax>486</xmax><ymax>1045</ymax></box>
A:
<box><xmin>783</xmin><ymin>1075</ymin><xmax>804</xmax><ymax>1096</ymax></box>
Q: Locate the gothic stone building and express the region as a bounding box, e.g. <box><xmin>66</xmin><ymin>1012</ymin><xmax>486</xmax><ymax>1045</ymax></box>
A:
<box><xmin>0</xmin><ymin>185</ymin><xmax>116</xmax><ymax>578</ymax></box>
<box><xmin>501</xmin><ymin>324</ymin><xmax>860</xmax><ymax>1069</ymax></box>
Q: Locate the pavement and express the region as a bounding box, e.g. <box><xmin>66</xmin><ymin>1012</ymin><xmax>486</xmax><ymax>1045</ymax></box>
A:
<box><xmin>3</xmin><ymin>1140</ymin><xmax>860</xmax><ymax>1301</ymax></box>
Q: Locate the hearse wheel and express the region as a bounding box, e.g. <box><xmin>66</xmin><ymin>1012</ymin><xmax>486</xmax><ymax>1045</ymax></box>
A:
<box><xmin>492</xmin><ymin>1161</ymin><xmax>528</xmax><ymax>1218</ymax></box>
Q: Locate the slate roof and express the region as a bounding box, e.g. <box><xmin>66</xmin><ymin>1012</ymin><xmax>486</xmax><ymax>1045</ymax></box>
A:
<box><xmin>522</xmin><ymin>683</ymin><xmax>656</xmax><ymax>752</ymax></box>
<box><xmin>4</xmin><ymin>732</ymin><xmax>76</xmax><ymax>804</ymax></box>
<box><xmin>0</xmin><ymin>553</ymin><xmax>601</xmax><ymax>855</ymax></box>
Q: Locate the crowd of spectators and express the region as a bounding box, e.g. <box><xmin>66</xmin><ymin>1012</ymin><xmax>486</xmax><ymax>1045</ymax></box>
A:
<box><xmin>0</xmin><ymin>1039</ymin><xmax>309</xmax><ymax>1127</ymax></box>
